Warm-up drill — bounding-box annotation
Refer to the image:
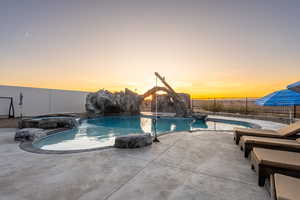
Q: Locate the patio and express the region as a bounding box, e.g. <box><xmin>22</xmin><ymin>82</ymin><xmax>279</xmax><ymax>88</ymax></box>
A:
<box><xmin>0</xmin><ymin>119</ymin><xmax>281</xmax><ymax>200</ymax></box>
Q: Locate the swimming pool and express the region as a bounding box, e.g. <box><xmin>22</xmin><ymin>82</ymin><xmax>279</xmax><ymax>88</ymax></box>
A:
<box><xmin>33</xmin><ymin>115</ymin><xmax>253</xmax><ymax>151</ymax></box>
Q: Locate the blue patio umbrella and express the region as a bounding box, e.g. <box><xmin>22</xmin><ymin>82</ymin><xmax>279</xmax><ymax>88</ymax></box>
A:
<box><xmin>256</xmin><ymin>89</ymin><xmax>300</xmax><ymax>106</ymax></box>
<box><xmin>256</xmin><ymin>89</ymin><xmax>300</xmax><ymax>122</ymax></box>
<box><xmin>287</xmin><ymin>81</ymin><xmax>300</xmax><ymax>93</ymax></box>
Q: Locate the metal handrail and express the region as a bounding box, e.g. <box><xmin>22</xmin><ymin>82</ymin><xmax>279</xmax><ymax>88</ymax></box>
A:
<box><xmin>0</xmin><ymin>97</ymin><xmax>15</xmax><ymax>118</ymax></box>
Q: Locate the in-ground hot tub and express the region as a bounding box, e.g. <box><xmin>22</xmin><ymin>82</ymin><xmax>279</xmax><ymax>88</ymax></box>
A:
<box><xmin>32</xmin><ymin>115</ymin><xmax>256</xmax><ymax>151</ymax></box>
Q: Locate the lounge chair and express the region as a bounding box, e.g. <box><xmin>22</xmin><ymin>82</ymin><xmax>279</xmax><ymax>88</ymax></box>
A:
<box><xmin>233</xmin><ymin>120</ymin><xmax>300</xmax><ymax>145</ymax></box>
<box><xmin>239</xmin><ymin>137</ymin><xmax>300</xmax><ymax>158</ymax></box>
<box><xmin>270</xmin><ymin>174</ymin><xmax>300</xmax><ymax>200</ymax></box>
<box><xmin>250</xmin><ymin>148</ymin><xmax>300</xmax><ymax>186</ymax></box>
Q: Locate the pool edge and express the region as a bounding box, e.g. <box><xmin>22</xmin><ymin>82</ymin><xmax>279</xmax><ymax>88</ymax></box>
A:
<box><xmin>19</xmin><ymin>116</ymin><xmax>261</xmax><ymax>154</ymax></box>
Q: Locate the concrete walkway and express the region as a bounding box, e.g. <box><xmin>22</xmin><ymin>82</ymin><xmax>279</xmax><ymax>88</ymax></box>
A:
<box><xmin>0</xmin><ymin>128</ymin><xmax>272</xmax><ymax>200</ymax></box>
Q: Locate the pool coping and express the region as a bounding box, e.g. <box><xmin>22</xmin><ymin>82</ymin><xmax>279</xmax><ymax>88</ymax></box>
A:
<box><xmin>19</xmin><ymin>116</ymin><xmax>261</xmax><ymax>154</ymax></box>
<box><xmin>19</xmin><ymin>140</ymin><xmax>114</xmax><ymax>154</ymax></box>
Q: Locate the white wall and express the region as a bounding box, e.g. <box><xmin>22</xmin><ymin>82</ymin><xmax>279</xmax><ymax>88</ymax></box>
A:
<box><xmin>0</xmin><ymin>85</ymin><xmax>89</xmax><ymax>117</ymax></box>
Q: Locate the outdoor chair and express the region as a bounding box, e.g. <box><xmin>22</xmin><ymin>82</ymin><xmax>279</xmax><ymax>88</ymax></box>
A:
<box><xmin>239</xmin><ymin>137</ymin><xmax>300</xmax><ymax>158</ymax></box>
<box><xmin>250</xmin><ymin>148</ymin><xmax>300</xmax><ymax>186</ymax></box>
<box><xmin>270</xmin><ymin>173</ymin><xmax>300</xmax><ymax>200</ymax></box>
<box><xmin>233</xmin><ymin>120</ymin><xmax>300</xmax><ymax>145</ymax></box>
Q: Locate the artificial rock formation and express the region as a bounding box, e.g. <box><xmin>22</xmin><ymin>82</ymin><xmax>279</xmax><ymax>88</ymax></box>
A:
<box><xmin>86</xmin><ymin>88</ymin><xmax>141</xmax><ymax>116</ymax></box>
<box><xmin>150</xmin><ymin>93</ymin><xmax>191</xmax><ymax>113</ymax></box>
<box><xmin>86</xmin><ymin>73</ymin><xmax>193</xmax><ymax>117</ymax></box>
<box><xmin>86</xmin><ymin>87</ymin><xmax>192</xmax><ymax>117</ymax></box>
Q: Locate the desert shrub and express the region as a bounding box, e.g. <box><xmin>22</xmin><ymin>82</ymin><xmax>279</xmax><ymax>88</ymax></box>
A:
<box><xmin>200</xmin><ymin>101</ymin><xmax>224</xmax><ymax>112</ymax></box>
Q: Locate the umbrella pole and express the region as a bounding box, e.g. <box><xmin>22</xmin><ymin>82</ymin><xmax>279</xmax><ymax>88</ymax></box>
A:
<box><xmin>289</xmin><ymin>107</ymin><xmax>294</xmax><ymax>124</ymax></box>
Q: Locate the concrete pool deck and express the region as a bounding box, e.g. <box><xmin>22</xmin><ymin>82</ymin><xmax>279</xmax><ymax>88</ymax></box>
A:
<box><xmin>0</xmin><ymin>118</ymin><xmax>285</xmax><ymax>200</ymax></box>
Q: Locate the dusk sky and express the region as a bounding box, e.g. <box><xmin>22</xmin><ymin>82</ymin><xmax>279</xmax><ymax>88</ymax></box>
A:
<box><xmin>1</xmin><ymin>0</ymin><xmax>300</xmax><ymax>98</ymax></box>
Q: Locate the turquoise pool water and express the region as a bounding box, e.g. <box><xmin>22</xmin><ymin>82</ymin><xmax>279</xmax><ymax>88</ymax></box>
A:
<box><xmin>33</xmin><ymin>116</ymin><xmax>250</xmax><ymax>151</ymax></box>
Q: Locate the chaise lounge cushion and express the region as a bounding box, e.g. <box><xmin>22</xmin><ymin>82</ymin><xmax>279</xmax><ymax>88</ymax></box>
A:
<box><xmin>234</xmin><ymin>121</ymin><xmax>300</xmax><ymax>144</ymax></box>
<box><xmin>252</xmin><ymin>148</ymin><xmax>300</xmax><ymax>171</ymax></box>
<box><xmin>240</xmin><ymin>136</ymin><xmax>300</xmax><ymax>150</ymax></box>
<box><xmin>273</xmin><ymin>174</ymin><xmax>300</xmax><ymax>200</ymax></box>
<box><xmin>277</xmin><ymin>120</ymin><xmax>300</xmax><ymax>137</ymax></box>
<box><xmin>234</xmin><ymin>128</ymin><xmax>278</xmax><ymax>136</ymax></box>
<box><xmin>234</xmin><ymin>128</ymin><xmax>279</xmax><ymax>144</ymax></box>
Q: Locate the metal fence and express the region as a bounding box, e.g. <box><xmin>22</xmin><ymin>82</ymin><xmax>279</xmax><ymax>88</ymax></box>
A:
<box><xmin>191</xmin><ymin>97</ymin><xmax>300</xmax><ymax>118</ymax></box>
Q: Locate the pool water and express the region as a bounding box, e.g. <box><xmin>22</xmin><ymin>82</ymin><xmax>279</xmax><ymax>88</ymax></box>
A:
<box><xmin>33</xmin><ymin>116</ymin><xmax>250</xmax><ymax>151</ymax></box>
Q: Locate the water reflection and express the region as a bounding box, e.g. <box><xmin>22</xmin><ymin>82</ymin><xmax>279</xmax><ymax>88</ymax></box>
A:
<box><xmin>191</xmin><ymin>120</ymin><xmax>209</xmax><ymax>129</ymax></box>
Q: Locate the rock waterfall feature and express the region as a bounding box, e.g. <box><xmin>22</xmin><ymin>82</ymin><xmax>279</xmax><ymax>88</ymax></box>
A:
<box><xmin>85</xmin><ymin>72</ymin><xmax>199</xmax><ymax>117</ymax></box>
<box><xmin>85</xmin><ymin>88</ymin><xmax>141</xmax><ymax>117</ymax></box>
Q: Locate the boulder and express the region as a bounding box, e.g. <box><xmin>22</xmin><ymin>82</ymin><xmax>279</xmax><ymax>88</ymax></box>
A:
<box><xmin>114</xmin><ymin>133</ymin><xmax>153</xmax><ymax>148</ymax></box>
<box><xmin>15</xmin><ymin>128</ymin><xmax>46</xmax><ymax>142</ymax></box>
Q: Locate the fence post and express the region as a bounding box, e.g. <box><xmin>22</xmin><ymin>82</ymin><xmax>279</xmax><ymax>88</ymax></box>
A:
<box><xmin>294</xmin><ymin>105</ymin><xmax>297</xmax><ymax>118</ymax></box>
<box><xmin>214</xmin><ymin>98</ymin><xmax>216</xmax><ymax>113</ymax></box>
<box><xmin>245</xmin><ymin>97</ymin><xmax>248</xmax><ymax>114</ymax></box>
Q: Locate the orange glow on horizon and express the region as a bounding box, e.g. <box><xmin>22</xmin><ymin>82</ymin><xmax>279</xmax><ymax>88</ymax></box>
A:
<box><xmin>1</xmin><ymin>76</ymin><xmax>295</xmax><ymax>99</ymax></box>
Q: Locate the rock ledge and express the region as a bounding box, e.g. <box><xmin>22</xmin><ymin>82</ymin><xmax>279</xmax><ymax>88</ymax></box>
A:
<box><xmin>15</xmin><ymin>128</ymin><xmax>46</xmax><ymax>142</ymax></box>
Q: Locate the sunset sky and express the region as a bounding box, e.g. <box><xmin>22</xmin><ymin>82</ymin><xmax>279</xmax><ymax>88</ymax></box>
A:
<box><xmin>1</xmin><ymin>0</ymin><xmax>300</xmax><ymax>98</ymax></box>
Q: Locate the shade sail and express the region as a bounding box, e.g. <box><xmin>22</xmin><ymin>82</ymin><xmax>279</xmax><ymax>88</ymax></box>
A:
<box><xmin>287</xmin><ymin>81</ymin><xmax>300</xmax><ymax>93</ymax></box>
<box><xmin>256</xmin><ymin>89</ymin><xmax>300</xmax><ymax>106</ymax></box>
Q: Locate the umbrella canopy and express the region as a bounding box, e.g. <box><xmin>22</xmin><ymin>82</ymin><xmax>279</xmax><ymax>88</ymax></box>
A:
<box><xmin>287</xmin><ymin>81</ymin><xmax>300</xmax><ymax>93</ymax></box>
<box><xmin>256</xmin><ymin>89</ymin><xmax>300</xmax><ymax>106</ymax></box>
